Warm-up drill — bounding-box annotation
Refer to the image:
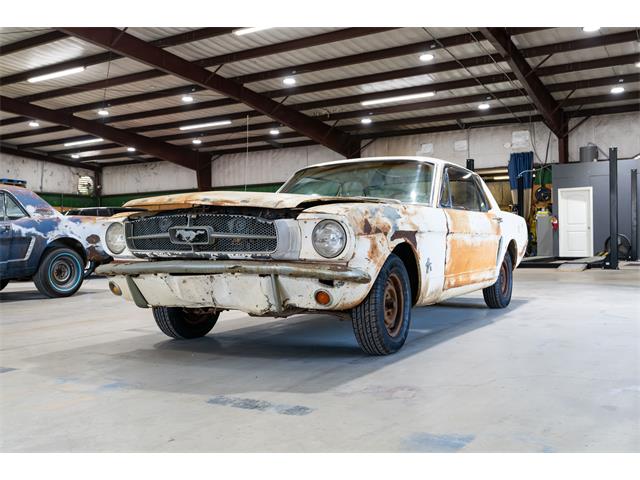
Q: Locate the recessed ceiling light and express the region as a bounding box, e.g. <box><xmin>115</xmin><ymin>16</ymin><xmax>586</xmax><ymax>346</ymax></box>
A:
<box><xmin>71</xmin><ymin>154</ymin><xmax>80</xmax><ymax>159</ymax></box>
<box><xmin>419</xmin><ymin>53</ymin><xmax>435</xmax><ymax>62</ymax></box>
<box><xmin>582</xmin><ymin>27</ymin><xmax>601</xmax><ymax>32</ymax></box>
<box><xmin>64</xmin><ymin>138</ymin><xmax>103</xmax><ymax>147</ymax></box>
<box><xmin>192</xmin><ymin>138</ymin><xmax>202</xmax><ymax>145</ymax></box>
<box><xmin>361</xmin><ymin>91</ymin><xmax>435</xmax><ymax>106</ymax></box>
<box><xmin>478</xmin><ymin>103</ymin><xmax>491</xmax><ymax>110</ymax></box>
<box><xmin>233</xmin><ymin>27</ymin><xmax>272</xmax><ymax>36</ymax></box>
<box><xmin>269</xmin><ymin>129</ymin><xmax>280</xmax><ymax>136</ymax></box>
<box><xmin>361</xmin><ymin>117</ymin><xmax>373</xmax><ymax>125</ymax></box>
<box><xmin>28</xmin><ymin>120</ymin><xmax>40</xmax><ymax>128</ymax></box>
<box><xmin>181</xmin><ymin>95</ymin><xmax>194</xmax><ymax>103</ymax></box>
<box><xmin>97</xmin><ymin>109</ymin><xmax>109</xmax><ymax>116</ymax></box>
<box><xmin>282</xmin><ymin>77</ymin><xmax>296</xmax><ymax>86</ymax></box>
<box><xmin>611</xmin><ymin>86</ymin><xmax>625</xmax><ymax>94</ymax></box>
<box><xmin>127</xmin><ymin>147</ymin><xmax>136</xmax><ymax>152</ymax></box>
<box><xmin>27</xmin><ymin>66</ymin><xmax>85</xmax><ymax>83</ymax></box>
<box><xmin>179</xmin><ymin>120</ymin><xmax>232</xmax><ymax>131</ymax></box>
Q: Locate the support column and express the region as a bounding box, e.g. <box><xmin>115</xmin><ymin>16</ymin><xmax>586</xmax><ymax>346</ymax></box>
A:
<box><xmin>558</xmin><ymin>122</ymin><xmax>569</xmax><ymax>164</ymax></box>
<box><xmin>607</xmin><ymin>147</ymin><xmax>619</xmax><ymax>269</ymax></box>
<box><xmin>196</xmin><ymin>154</ymin><xmax>212</xmax><ymax>191</ymax></box>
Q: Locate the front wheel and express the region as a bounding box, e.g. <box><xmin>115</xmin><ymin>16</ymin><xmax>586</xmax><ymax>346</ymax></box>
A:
<box><xmin>483</xmin><ymin>253</ymin><xmax>513</xmax><ymax>308</ymax></box>
<box><xmin>351</xmin><ymin>254</ymin><xmax>412</xmax><ymax>355</ymax></box>
<box><xmin>33</xmin><ymin>247</ymin><xmax>85</xmax><ymax>298</ymax></box>
<box><xmin>152</xmin><ymin>307</ymin><xmax>220</xmax><ymax>339</ymax></box>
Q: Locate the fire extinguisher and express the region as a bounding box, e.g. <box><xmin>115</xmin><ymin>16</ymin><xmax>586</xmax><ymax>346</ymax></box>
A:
<box><xmin>551</xmin><ymin>216</ymin><xmax>559</xmax><ymax>232</ymax></box>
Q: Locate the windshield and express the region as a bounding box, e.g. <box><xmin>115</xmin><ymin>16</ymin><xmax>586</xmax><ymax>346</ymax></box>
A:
<box><xmin>279</xmin><ymin>160</ymin><xmax>435</xmax><ymax>204</ymax></box>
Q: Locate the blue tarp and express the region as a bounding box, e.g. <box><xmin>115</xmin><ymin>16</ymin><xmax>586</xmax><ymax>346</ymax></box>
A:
<box><xmin>508</xmin><ymin>151</ymin><xmax>534</xmax><ymax>190</ymax></box>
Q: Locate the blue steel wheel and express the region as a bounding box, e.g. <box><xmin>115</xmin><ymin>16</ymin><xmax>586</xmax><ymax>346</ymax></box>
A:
<box><xmin>33</xmin><ymin>247</ymin><xmax>85</xmax><ymax>298</ymax></box>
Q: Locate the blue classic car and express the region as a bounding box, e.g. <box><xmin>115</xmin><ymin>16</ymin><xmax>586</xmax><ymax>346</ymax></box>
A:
<box><xmin>0</xmin><ymin>185</ymin><xmax>111</xmax><ymax>297</ymax></box>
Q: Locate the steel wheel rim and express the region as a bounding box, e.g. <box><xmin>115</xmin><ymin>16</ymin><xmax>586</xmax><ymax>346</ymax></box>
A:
<box><xmin>383</xmin><ymin>272</ymin><xmax>404</xmax><ymax>337</ymax></box>
<box><xmin>500</xmin><ymin>260</ymin><xmax>509</xmax><ymax>296</ymax></box>
<box><xmin>52</xmin><ymin>258</ymin><xmax>74</xmax><ymax>286</ymax></box>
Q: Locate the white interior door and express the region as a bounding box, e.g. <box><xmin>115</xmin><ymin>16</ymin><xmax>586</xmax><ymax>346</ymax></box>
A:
<box><xmin>559</xmin><ymin>186</ymin><xmax>593</xmax><ymax>257</ymax></box>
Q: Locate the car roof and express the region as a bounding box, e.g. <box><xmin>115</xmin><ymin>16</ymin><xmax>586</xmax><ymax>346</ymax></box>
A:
<box><xmin>291</xmin><ymin>156</ymin><xmax>472</xmax><ymax>174</ymax></box>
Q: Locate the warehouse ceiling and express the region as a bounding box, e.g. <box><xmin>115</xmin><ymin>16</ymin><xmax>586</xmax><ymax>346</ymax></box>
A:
<box><xmin>0</xmin><ymin>27</ymin><xmax>639</xmax><ymax>175</ymax></box>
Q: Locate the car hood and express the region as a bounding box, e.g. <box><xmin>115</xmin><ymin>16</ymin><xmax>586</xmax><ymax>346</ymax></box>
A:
<box><xmin>124</xmin><ymin>191</ymin><xmax>399</xmax><ymax>211</ymax></box>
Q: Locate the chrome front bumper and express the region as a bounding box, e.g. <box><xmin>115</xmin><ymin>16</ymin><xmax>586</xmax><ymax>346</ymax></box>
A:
<box><xmin>96</xmin><ymin>260</ymin><xmax>372</xmax><ymax>315</ymax></box>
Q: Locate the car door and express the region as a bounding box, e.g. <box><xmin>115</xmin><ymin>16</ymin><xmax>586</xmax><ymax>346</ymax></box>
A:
<box><xmin>3</xmin><ymin>192</ymin><xmax>38</xmax><ymax>278</ymax></box>
<box><xmin>0</xmin><ymin>193</ymin><xmax>10</xmax><ymax>278</ymax></box>
<box><xmin>440</xmin><ymin>166</ymin><xmax>502</xmax><ymax>290</ymax></box>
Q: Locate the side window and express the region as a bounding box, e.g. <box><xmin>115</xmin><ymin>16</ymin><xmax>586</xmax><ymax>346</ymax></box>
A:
<box><xmin>440</xmin><ymin>167</ymin><xmax>488</xmax><ymax>212</ymax></box>
<box><xmin>0</xmin><ymin>194</ymin><xmax>5</xmax><ymax>221</ymax></box>
<box><xmin>5</xmin><ymin>195</ymin><xmax>27</xmax><ymax>220</ymax></box>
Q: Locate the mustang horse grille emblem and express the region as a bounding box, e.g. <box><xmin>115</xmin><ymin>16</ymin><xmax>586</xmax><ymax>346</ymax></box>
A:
<box><xmin>168</xmin><ymin>226</ymin><xmax>212</xmax><ymax>245</ymax></box>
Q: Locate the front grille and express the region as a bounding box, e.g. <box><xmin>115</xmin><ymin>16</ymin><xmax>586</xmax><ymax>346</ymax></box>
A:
<box><xmin>126</xmin><ymin>212</ymin><xmax>278</xmax><ymax>255</ymax></box>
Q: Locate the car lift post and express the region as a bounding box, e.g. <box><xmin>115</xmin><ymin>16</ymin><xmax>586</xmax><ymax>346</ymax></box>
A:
<box><xmin>607</xmin><ymin>147</ymin><xmax>619</xmax><ymax>269</ymax></box>
<box><xmin>517</xmin><ymin>175</ymin><xmax>525</xmax><ymax>218</ymax></box>
<box><xmin>631</xmin><ymin>168</ymin><xmax>638</xmax><ymax>261</ymax></box>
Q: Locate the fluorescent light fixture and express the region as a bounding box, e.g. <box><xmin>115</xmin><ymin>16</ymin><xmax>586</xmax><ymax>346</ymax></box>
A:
<box><xmin>269</xmin><ymin>129</ymin><xmax>280</xmax><ymax>136</ymax></box>
<box><xmin>419</xmin><ymin>53</ymin><xmax>434</xmax><ymax>62</ymax></box>
<box><xmin>493</xmin><ymin>175</ymin><xmax>510</xmax><ymax>181</ymax></box>
<box><xmin>71</xmin><ymin>154</ymin><xmax>80</xmax><ymax>159</ymax></box>
<box><xmin>282</xmin><ymin>77</ymin><xmax>296</xmax><ymax>86</ymax></box>
<box><xmin>234</xmin><ymin>27</ymin><xmax>272</xmax><ymax>36</ymax></box>
<box><xmin>28</xmin><ymin>66</ymin><xmax>85</xmax><ymax>83</ymax></box>
<box><xmin>181</xmin><ymin>95</ymin><xmax>194</xmax><ymax>103</ymax></box>
<box><xmin>179</xmin><ymin>120</ymin><xmax>232</xmax><ymax>131</ymax></box>
<box><xmin>478</xmin><ymin>103</ymin><xmax>491</xmax><ymax>110</ymax></box>
<box><xmin>582</xmin><ymin>27</ymin><xmax>600</xmax><ymax>32</ymax></box>
<box><xmin>611</xmin><ymin>86</ymin><xmax>625</xmax><ymax>94</ymax></box>
<box><xmin>361</xmin><ymin>91</ymin><xmax>435</xmax><ymax>106</ymax></box>
<box><xmin>361</xmin><ymin>117</ymin><xmax>372</xmax><ymax>125</ymax></box>
<box><xmin>97</xmin><ymin>109</ymin><xmax>109</xmax><ymax>116</ymax></box>
<box><xmin>192</xmin><ymin>138</ymin><xmax>202</xmax><ymax>145</ymax></box>
<box><xmin>127</xmin><ymin>147</ymin><xmax>136</xmax><ymax>152</ymax></box>
<box><xmin>28</xmin><ymin>121</ymin><xmax>40</xmax><ymax>128</ymax></box>
<box><xmin>64</xmin><ymin>138</ymin><xmax>103</xmax><ymax>147</ymax></box>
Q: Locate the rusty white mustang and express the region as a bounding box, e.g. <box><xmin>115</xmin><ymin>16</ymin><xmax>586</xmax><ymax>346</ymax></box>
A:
<box><xmin>97</xmin><ymin>157</ymin><xmax>527</xmax><ymax>355</ymax></box>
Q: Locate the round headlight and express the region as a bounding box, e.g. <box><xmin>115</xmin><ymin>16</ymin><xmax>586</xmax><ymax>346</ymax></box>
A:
<box><xmin>312</xmin><ymin>220</ymin><xmax>346</xmax><ymax>258</ymax></box>
<box><xmin>105</xmin><ymin>222</ymin><xmax>126</xmax><ymax>254</ymax></box>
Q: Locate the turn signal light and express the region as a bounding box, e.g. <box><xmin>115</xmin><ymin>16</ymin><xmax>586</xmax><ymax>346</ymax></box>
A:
<box><xmin>108</xmin><ymin>281</ymin><xmax>122</xmax><ymax>296</ymax></box>
<box><xmin>314</xmin><ymin>290</ymin><xmax>331</xmax><ymax>305</ymax></box>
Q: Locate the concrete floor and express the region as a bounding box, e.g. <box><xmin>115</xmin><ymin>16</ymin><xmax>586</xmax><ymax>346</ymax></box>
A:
<box><xmin>1</xmin><ymin>267</ymin><xmax>639</xmax><ymax>452</ymax></box>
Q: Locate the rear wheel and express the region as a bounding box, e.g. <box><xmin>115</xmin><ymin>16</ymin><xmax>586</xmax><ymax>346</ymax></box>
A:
<box><xmin>152</xmin><ymin>307</ymin><xmax>220</xmax><ymax>339</ymax></box>
<box><xmin>351</xmin><ymin>254</ymin><xmax>412</xmax><ymax>355</ymax></box>
<box><xmin>33</xmin><ymin>247</ymin><xmax>84</xmax><ymax>298</ymax></box>
<box><xmin>483</xmin><ymin>253</ymin><xmax>513</xmax><ymax>308</ymax></box>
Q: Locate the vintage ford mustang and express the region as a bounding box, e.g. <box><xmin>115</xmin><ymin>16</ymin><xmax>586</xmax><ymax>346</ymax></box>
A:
<box><xmin>0</xmin><ymin>185</ymin><xmax>111</xmax><ymax>297</ymax></box>
<box><xmin>97</xmin><ymin>157</ymin><xmax>527</xmax><ymax>355</ymax></box>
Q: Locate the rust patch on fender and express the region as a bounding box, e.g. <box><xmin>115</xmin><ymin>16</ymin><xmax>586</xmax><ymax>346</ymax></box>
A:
<box><xmin>86</xmin><ymin>234</ymin><xmax>100</xmax><ymax>244</ymax></box>
<box><xmin>390</xmin><ymin>230</ymin><xmax>417</xmax><ymax>248</ymax></box>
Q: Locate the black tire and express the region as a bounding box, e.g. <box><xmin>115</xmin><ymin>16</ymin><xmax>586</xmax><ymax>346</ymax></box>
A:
<box><xmin>33</xmin><ymin>247</ymin><xmax>85</xmax><ymax>298</ymax></box>
<box><xmin>152</xmin><ymin>306</ymin><xmax>220</xmax><ymax>339</ymax></box>
<box><xmin>483</xmin><ymin>253</ymin><xmax>513</xmax><ymax>309</ymax></box>
<box><xmin>0</xmin><ymin>279</ymin><xmax>9</xmax><ymax>291</ymax></box>
<box><xmin>351</xmin><ymin>254</ymin><xmax>412</xmax><ymax>355</ymax></box>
